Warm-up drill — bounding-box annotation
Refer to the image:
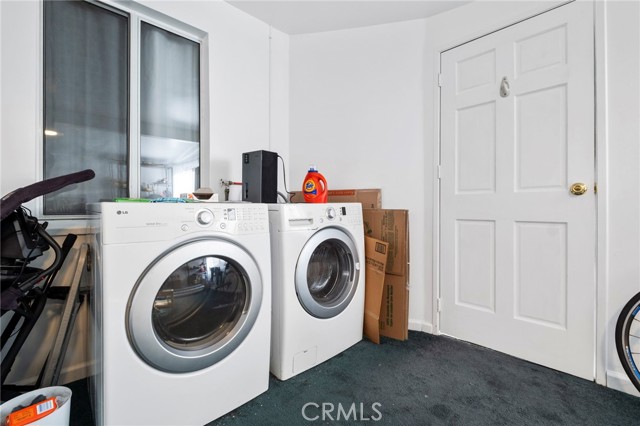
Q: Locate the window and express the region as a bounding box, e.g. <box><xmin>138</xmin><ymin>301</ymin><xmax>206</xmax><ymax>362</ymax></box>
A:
<box><xmin>43</xmin><ymin>0</ymin><xmax>202</xmax><ymax>216</ymax></box>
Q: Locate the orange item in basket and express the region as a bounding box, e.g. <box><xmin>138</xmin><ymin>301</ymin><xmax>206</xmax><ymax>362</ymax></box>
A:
<box><xmin>6</xmin><ymin>397</ymin><xmax>57</xmax><ymax>426</ymax></box>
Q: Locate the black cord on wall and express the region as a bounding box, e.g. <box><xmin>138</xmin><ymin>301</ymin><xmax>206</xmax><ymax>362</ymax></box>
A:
<box><xmin>277</xmin><ymin>155</ymin><xmax>292</xmax><ymax>202</ymax></box>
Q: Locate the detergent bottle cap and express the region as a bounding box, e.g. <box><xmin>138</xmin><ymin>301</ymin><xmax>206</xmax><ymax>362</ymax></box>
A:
<box><xmin>308</xmin><ymin>165</ymin><xmax>317</xmax><ymax>172</ymax></box>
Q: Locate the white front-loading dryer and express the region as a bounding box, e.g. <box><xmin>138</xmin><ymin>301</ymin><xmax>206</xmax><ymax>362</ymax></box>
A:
<box><xmin>268</xmin><ymin>203</ymin><xmax>365</xmax><ymax>380</ymax></box>
<box><xmin>90</xmin><ymin>202</ymin><xmax>271</xmax><ymax>426</ymax></box>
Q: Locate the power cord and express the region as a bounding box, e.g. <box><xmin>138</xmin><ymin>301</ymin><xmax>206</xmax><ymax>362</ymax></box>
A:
<box><xmin>277</xmin><ymin>155</ymin><xmax>292</xmax><ymax>203</ymax></box>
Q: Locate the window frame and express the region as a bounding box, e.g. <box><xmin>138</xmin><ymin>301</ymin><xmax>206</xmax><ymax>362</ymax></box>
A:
<box><xmin>39</xmin><ymin>0</ymin><xmax>209</xmax><ymax>227</ymax></box>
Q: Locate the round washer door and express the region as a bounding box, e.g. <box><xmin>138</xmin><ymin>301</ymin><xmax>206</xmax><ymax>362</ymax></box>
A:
<box><xmin>127</xmin><ymin>238</ymin><xmax>262</xmax><ymax>373</ymax></box>
<box><xmin>295</xmin><ymin>227</ymin><xmax>360</xmax><ymax>319</ymax></box>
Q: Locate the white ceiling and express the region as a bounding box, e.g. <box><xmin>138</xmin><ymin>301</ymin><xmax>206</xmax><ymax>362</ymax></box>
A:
<box><xmin>226</xmin><ymin>0</ymin><xmax>473</xmax><ymax>35</ymax></box>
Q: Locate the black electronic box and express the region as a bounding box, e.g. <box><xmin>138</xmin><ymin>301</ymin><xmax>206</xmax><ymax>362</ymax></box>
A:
<box><xmin>242</xmin><ymin>150</ymin><xmax>278</xmax><ymax>203</ymax></box>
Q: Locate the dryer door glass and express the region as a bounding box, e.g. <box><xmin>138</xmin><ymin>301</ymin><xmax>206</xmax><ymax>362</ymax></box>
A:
<box><xmin>127</xmin><ymin>239</ymin><xmax>262</xmax><ymax>373</ymax></box>
<box><xmin>296</xmin><ymin>228</ymin><xmax>361</xmax><ymax>319</ymax></box>
<box><xmin>152</xmin><ymin>255</ymin><xmax>247</xmax><ymax>350</ymax></box>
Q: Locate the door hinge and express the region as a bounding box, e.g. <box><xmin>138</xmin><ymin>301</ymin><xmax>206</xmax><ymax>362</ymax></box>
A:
<box><xmin>437</xmin><ymin>298</ymin><xmax>442</xmax><ymax>313</ymax></box>
<box><xmin>594</xmin><ymin>183</ymin><xmax>598</xmax><ymax>194</ymax></box>
<box><xmin>438</xmin><ymin>73</ymin><xmax>444</xmax><ymax>87</ymax></box>
<box><xmin>437</xmin><ymin>165</ymin><xmax>442</xmax><ymax>179</ymax></box>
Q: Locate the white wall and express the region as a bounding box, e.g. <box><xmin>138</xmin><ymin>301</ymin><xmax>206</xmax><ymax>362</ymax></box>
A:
<box><xmin>0</xmin><ymin>0</ymin><xmax>288</xmax><ymax>384</ymax></box>
<box><xmin>269</xmin><ymin>27</ymin><xmax>291</xmax><ymax>197</ymax></box>
<box><xmin>0</xmin><ymin>0</ymin><xmax>40</xmax><ymax>198</ymax></box>
<box><xmin>289</xmin><ymin>20</ymin><xmax>431</xmax><ymax>332</ymax></box>
<box><xmin>601</xmin><ymin>0</ymin><xmax>640</xmax><ymax>395</ymax></box>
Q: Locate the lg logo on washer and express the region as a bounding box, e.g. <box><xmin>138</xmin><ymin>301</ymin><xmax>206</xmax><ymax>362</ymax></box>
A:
<box><xmin>116</xmin><ymin>210</ymin><xmax>128</xmax><ymax>215</ymax></box>
<box><xmin>301</xmin><ymin>402</ymin><xmax>382</xmax><ymax>422</ymax></box>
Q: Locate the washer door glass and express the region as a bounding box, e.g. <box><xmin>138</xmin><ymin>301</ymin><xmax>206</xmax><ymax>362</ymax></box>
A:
<box><xmin>295</xmin><ymin>228</ymin><xmax>360</xmax><ymax>318</ymax></box>
<box><xmin>127</xmin><ymin>239</ymin><xmax>262</xmax><ymax>373</ymax></box>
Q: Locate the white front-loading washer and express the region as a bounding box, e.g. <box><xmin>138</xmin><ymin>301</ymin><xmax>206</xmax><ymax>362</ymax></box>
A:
<box><xmin>268</xmin><ymin>202</ymin><xmax>364</xmax><ymax>380</ymax></box>
<box><xmin>89</xmin><ymin>202</ymin><xmax>271</xmax><ymax>426</ymax></box>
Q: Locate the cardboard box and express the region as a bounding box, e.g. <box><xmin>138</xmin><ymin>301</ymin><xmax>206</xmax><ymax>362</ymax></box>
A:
<box><xmin>289</xmin><ymin>188</ymin><xmax>381</xmax><ymax>209</ymax></box>
<box><xmin>379</xmin><ymin>273</ymin><xmax>410</xmax><ymax>341</ymax></box>
<box><xmin>363</xmin><ymin>236</ymin><xmax>389</xmax><ymax>344</ymax></box>
<box><xmin>362</xmin><ymin>209</ymin><xmax>409</xmax><ymax>277</ymax></box>
<box><xmin>362</xmin><ymin>209</ymin><xmax>410</xmax><ymax>341</ymax></box>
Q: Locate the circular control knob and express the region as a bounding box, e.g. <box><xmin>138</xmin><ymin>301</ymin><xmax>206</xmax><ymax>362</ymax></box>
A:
<box><xmin>196</xmin><ymin>209</ymin><xmax>214</xmax><ymax>226</ymax></box>
<box><xmin>326</xmin><ymin>207</ymin><xmax>336</xmax><ymax>220</ymax></box>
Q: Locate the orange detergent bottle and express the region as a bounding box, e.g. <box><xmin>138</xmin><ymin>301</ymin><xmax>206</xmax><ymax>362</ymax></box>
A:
<box><xmin>302</xmin><ymin>165</ymin><xmax>328</xmax><ymax>203</ymax></box>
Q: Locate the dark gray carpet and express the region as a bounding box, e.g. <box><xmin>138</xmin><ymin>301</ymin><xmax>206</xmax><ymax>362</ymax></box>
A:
<box><xmin>67</xmin><ymin>331</ymin><xmax>640</xmax><ymax>425</ymax></box>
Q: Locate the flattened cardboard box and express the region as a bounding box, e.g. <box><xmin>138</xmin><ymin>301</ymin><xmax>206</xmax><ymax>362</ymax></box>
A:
<box><xmin>362</xmin><ymin>209</ymin><xmax>409</xmax><ymax>277</ymax></box>
<box><xmin>289</xmin><ymin>189</ymin><xmax>381</xmax><ymax>209</ymax></box>
<box><xmin>362</xmin><ymin>209</ymin><xmax>410</xmax><ymax>341</ymax></box>
<box><xmin>379</xmin><ymin>273</ymin><xmax>409</xmax><ymax>341</ymax></box>
<box><xmin>364</xmin><ymin>236</ymin><xmax>389</xmax><ymax>344</ymax></box>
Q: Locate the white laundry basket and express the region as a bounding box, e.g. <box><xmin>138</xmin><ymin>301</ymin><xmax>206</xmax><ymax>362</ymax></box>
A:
<box><xmin>0</xmin><ymin>386</ymin><xmax>72</xmax><ymax>426</ymax></box>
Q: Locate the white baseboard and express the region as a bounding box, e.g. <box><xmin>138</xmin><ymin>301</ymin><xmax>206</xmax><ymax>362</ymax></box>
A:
<box><xmin>606</xmin><ymin>369</ymin><xmax>640</xmax><ymax>397</ymax></box>
<box><xmin>408</xmin><ymin>319</ymin><xmax>433</xmax><ymax>334</ymax></box>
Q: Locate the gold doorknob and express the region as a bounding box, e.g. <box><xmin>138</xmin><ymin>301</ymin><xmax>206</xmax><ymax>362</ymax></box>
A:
<box><xmin>570</xmin><ymin>183</ymin><xmax>587</xmax><ymax>195</ymax></box>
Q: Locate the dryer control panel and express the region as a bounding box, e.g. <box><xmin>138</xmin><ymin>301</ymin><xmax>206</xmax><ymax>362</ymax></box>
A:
<box><xmin>99</xmin><ymin>202</ymin><xmax>269</xmax><ymax>244</ymax></box>
<box><xmin>268</xmin><ymin>202</ymin><xmax>363</xmax><ymax>232</ymax></box>
<box><xmin>317</xmin><ymin>204</ymin><xmax>363</xmax><ymax>227</ymax></box>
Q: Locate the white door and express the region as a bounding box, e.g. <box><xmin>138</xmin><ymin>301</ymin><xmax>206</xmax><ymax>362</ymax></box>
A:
<box><xmin>439</xmin><ymin>2</ymin><xmax>595</xmax><ymax>379</ymax></box>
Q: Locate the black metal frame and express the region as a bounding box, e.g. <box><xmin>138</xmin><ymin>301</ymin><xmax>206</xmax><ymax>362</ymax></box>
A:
<box><xmin>0</xmin><ymin>170</ymin><xmax>94</xmax><ymax>400</ymax></box>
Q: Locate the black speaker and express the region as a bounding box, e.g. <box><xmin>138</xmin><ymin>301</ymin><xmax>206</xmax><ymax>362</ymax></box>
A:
<box><xmin>242</xmin><ymin>150</ymin><xmax>278</xmax><ymax>203</ymax></box>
